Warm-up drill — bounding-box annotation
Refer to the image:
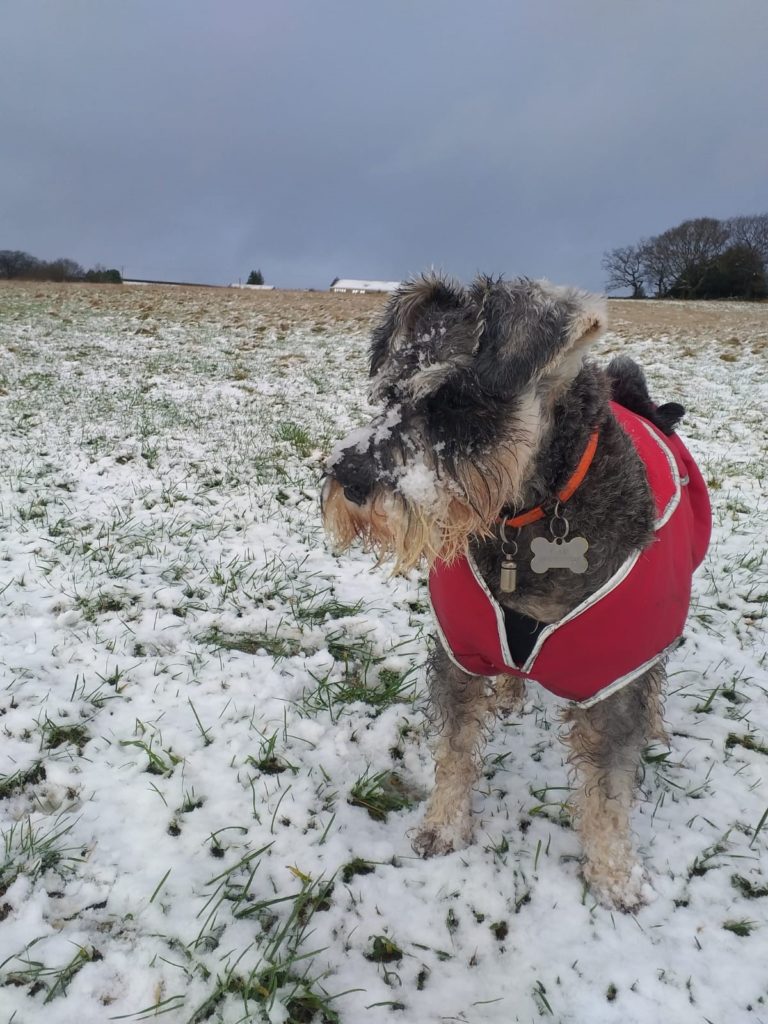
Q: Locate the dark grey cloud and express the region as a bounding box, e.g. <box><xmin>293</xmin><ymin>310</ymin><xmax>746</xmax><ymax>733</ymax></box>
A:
<box><xmin>2</xmin><ymin>0</ymin><xmax>766</xmax><ymax>290</ymax></box>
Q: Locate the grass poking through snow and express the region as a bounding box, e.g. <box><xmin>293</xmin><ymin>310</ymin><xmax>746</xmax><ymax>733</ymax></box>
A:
<box><xmin>0</xmin><ymin>282</ymin><xmax>767</xmax><ymax>1022</ymax></box>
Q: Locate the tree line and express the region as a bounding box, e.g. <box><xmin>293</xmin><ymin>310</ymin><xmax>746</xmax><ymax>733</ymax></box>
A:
<box><xmin>603</xmin><ymin>214</ymin><xmax>768</xmax><ymax>300</ymax></box>
<box><xmin>0</xmin><ymin>249</ymin><xmax>122</xmax><ymax>284</ymax></box>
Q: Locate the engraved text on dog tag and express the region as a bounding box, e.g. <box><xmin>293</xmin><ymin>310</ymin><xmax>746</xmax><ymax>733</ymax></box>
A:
<box><xmin>530</xmin><ymin>536</ymin><xmax>589</xmax><ymax>575</ymax></box>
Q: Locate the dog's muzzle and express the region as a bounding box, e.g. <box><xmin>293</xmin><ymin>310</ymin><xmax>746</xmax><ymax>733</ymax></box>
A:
<box><xmin>324</xmin><ymin>448</ymin><xmax>376</xmax><ymax>507</ymax></box>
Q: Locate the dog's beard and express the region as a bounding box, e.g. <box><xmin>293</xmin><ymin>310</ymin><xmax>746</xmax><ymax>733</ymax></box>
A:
<box><xmin>322</xmin><ymin>472</ymin><xmax>505</xmax><ymax>573</ymax></box>
<box><xmin>322</xmin><ymin>479</ymin><xmax>440</xmax><ymax>572</ymax></box>
<box><xmin>322</xmin><ymin>393</ymin><xmax>542</xmax><ymax>572</ymax></box>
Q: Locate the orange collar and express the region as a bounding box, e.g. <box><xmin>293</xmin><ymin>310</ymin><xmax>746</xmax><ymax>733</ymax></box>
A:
<box><xmin>499</xmin><ymin>429</ymin><xmax>599</xmax><ymax>528</ymax></box>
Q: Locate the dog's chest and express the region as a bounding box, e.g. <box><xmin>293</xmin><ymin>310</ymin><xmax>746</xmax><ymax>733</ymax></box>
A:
<box><xmin>473</xmin><ymin>523</ymin><xmax>616</xmax><ymax>624</ymax></box>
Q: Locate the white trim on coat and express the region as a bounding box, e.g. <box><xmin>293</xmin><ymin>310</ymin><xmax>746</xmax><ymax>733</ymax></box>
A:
<box><xmin>573</xmin><ymin>641</ymin><xmax>679</xmax><ymax>708</ymax></box>
<box><xmin>522</xmin><ymin>550</ymin><xmax>642</xmax><ymax>673</ymax></box>
<box><xmin>639</xmin><ymin>420</ymin><xmax>681</xmax><ymax>528</ymax></box>
<box><xmin>428</xmin><ymin>585</ymin><xmax>488</xmax><ymax>678</ymax></box>
<box><xmin>463</xmin><ymin>548</ymin><xmax>641</xmax><ymax>674</ymax></box>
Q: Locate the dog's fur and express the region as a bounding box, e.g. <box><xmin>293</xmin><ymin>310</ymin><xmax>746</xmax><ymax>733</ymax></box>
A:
<box><xmin>322</xmin><ymin>273</ymin><xmax>686</xmax><ymax>910</ymax></box>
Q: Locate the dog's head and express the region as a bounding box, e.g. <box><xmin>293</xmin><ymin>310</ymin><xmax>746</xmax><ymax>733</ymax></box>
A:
<box><xmin>322</xmin><ymin>273</ymin><xmax>605</xmax><ymax>571</ymax></box>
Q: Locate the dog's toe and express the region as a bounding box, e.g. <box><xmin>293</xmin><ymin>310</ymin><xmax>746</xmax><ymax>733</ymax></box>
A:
<box><xmin>587</xmin><ymin>861</ymin><xmax>655</xmax><ymax>913</ymax></box>
<box><xmin>411</xmin><ymin>821</ymin><xmax>469</xmax><ymax>858</ymax></box>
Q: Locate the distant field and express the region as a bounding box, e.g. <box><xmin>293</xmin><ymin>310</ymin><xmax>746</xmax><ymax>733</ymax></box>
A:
<box><xmin>1</xmin><ymin>281</ymin><xmax>767</xmax><ymax>1024</ymax></box>
<box><xmin>3</xmin><ymin>279</ymin><xmax>766</xmax><ymax>343</ymax></box>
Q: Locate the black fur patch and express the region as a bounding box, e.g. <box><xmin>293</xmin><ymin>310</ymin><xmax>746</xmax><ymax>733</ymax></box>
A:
<box><xmin>504</xmin><ymin>608</ymin><xmax>546</xmax><ymax>665</ymax></box>
<box><xmin>606</xmin><ymin>356</ymin><xmax>685</xmax><ymax>436</ymax></box>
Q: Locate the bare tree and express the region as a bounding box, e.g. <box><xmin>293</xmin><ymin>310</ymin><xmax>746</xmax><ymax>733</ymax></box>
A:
<box><xmin>43</xmin><ymin>258</ymin><xmax>84</xmax><ymax>282</ymax></box>
<box><xmin>638</xmin><ymin>237</ymin><xmax>674</xmax><ymax>298</ymax></box>
<box><xmin>602</xmin><ymin>244</ymin><xmax>646</xmax><ymax>297</ymax></box>
<box><xmin>0</xmin><ymin>250</ymin><xmax>40</xmax><ymax>278</ymax></box>
<box><xmin>1</xmin><ymin>249</ymin><xmax>119</xmax><ymax>283</ymax></box>
<box><xmin>726</xmin><ymin>213</ymin><xmax>768</xmax><ymax>265</ymax></box>
<box><xmin>641</xmin><ymin>218</ymin><xmax>730</xmax><ymax>297</ymax></box>
<box><xmin>606</xmin><ymin>211</ymin><xmax>768</xmax><ymax>300</ymax></box>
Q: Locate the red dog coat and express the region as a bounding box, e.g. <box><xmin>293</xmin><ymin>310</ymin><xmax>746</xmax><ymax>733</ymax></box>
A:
<box><xmin>428</xmin><ymin>403</ymin><xmax>711</xmax><ymax>706</ymax></box>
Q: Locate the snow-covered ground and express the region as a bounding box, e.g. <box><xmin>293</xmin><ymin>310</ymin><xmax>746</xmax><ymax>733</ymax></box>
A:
<box><xmin>1</xmin><ymin>283</ymin><xmax>767</xmax><ymax>1024</ymax></box>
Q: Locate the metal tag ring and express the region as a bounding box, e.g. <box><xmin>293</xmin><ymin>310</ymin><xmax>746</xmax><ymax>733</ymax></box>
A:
<box><xmin>499</xmin><ymin>519</ymin><xmax>519</xmax><ymax>556</ymax></box>
<box><xmin>549</xmin><ymin>515</ymin><xmax>570</xmax><ymax>541</ymax></box>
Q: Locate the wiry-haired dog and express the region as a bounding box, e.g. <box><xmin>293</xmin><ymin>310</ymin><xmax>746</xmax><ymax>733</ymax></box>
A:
<box><xmin>322</xmin><ymin>274</ymin><xmax>710</xmax><ymax>911</ymax></box>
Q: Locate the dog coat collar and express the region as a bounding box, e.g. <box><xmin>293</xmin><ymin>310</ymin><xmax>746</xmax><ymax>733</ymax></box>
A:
<box><xmin>428</xmin><ymin>403</ymin><xmax>712</xmax><ymax>706</ymax></box>
<box><xmin>499</xmin><ymin>428</ymin><xmax>599</xmax><ymax>529</ymax></box>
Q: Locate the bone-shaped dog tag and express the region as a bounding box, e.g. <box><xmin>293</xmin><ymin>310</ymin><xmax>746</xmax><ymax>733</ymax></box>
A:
<box><xmin>530</xmin><ymin>536</ymin><xmax>589</xmax><ymax>574</ymax></box>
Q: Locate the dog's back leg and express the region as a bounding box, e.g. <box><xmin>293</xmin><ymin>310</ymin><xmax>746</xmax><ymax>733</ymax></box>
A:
<box><xmin>562</xmin><ymin>663</ymin><xmax>666</xmax><ymax>911</ymax></box>
<box><xmin>412</xmin><ymin>643</ymin><xmax>488</xmax><ymax>857</ymax></box>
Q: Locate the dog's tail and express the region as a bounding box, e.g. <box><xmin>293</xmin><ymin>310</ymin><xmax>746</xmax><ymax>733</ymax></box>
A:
<box><xmin>606</xmin><ymin>356</ymin><xmax>684</xmax><ymax>436</ymax></box>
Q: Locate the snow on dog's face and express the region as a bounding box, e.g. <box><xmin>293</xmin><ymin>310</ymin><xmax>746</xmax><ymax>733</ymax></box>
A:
<box><xmin>321</xmin><ymin>273</ymin><xmax>605</xmax><ymax>571</ymax></box>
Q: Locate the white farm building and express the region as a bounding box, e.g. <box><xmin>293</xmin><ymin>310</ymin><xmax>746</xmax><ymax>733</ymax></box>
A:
<box><xmin>330</xmin><ymin>278</ymin><xmax>400</xmax><ymax>294</ymax></box>
<box><xmin>229</xmin><ymin>282</ymin><xmax>276</xmax><ymax>290</ymax></box>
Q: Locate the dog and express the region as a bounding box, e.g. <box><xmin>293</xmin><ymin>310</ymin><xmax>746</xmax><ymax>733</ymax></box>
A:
<box><xmin>321</xmin><ymin>274</ymin><xmax>710</xmax><ymax>910</ymax></box>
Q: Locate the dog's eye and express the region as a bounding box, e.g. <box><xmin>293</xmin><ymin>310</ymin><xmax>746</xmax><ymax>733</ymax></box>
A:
<box><xmin>424</xmin><ymin>372</ymin><xmax>475</xmax><ymax>408</ymax></box>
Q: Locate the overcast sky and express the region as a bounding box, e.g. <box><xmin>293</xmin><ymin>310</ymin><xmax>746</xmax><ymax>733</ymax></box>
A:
<box><xmin>2</xmin><ymin>1</ymin><xmax>766</xmax><ymax>290</ymax></box>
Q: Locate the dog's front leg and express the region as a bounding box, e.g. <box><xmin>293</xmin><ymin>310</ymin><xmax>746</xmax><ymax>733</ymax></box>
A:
<box><xmin>562</xmin><ymin>664</ymin><xmax>665</xmax><ymax>911</ymax></box>
<box><xmin>412</xmin><ymin>642</ymin><xmax>488</xmax><ymax>857</ymax></box>
<box><xmin>490</xmin><ymin>673</ymin><xmax>527</xmax><ymax>717</ymax></box>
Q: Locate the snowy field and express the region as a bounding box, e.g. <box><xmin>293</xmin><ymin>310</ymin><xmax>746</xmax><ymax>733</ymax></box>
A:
<box><xmin>1</xmin><ymin>282</ymin><xmax>767</xmax><ymax>1024</ymax></box>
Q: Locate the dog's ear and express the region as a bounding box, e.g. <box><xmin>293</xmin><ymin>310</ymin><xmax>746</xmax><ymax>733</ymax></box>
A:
<box><xmin>469</xmin><ymin>277</ymin><xmax>606</xmax><ymax>397</ymax></box>
<box><xmin>369</xmin><ymin>272</ymin><xmax>469</xmax><ymax>377</ymax></box>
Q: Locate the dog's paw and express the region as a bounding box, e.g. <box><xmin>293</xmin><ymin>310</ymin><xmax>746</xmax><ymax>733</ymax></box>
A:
<box><xmin>411</xmin><ymin>820</ymin><xmax>470</xmax><ymax>858</ymax></box>
<box><xmin>586</xmin><ymin>861</ymin><xmax>655</xmax><ymax>913</ymax></box>
<box><xmin>491</xmin><ymin>675</ymin><xmax>527</xmax><ymax>718</ymax></box>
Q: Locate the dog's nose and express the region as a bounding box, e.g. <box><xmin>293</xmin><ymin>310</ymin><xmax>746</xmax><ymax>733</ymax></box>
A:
<box><xmin>329</xmin><ymin>448</ymin><xmax>376</xmax><ymax>506</ymax></box>
<box><xmin>342</xmin><ymin>482</ymin><xmax>370</xmax><ymax>506</ymax></box>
